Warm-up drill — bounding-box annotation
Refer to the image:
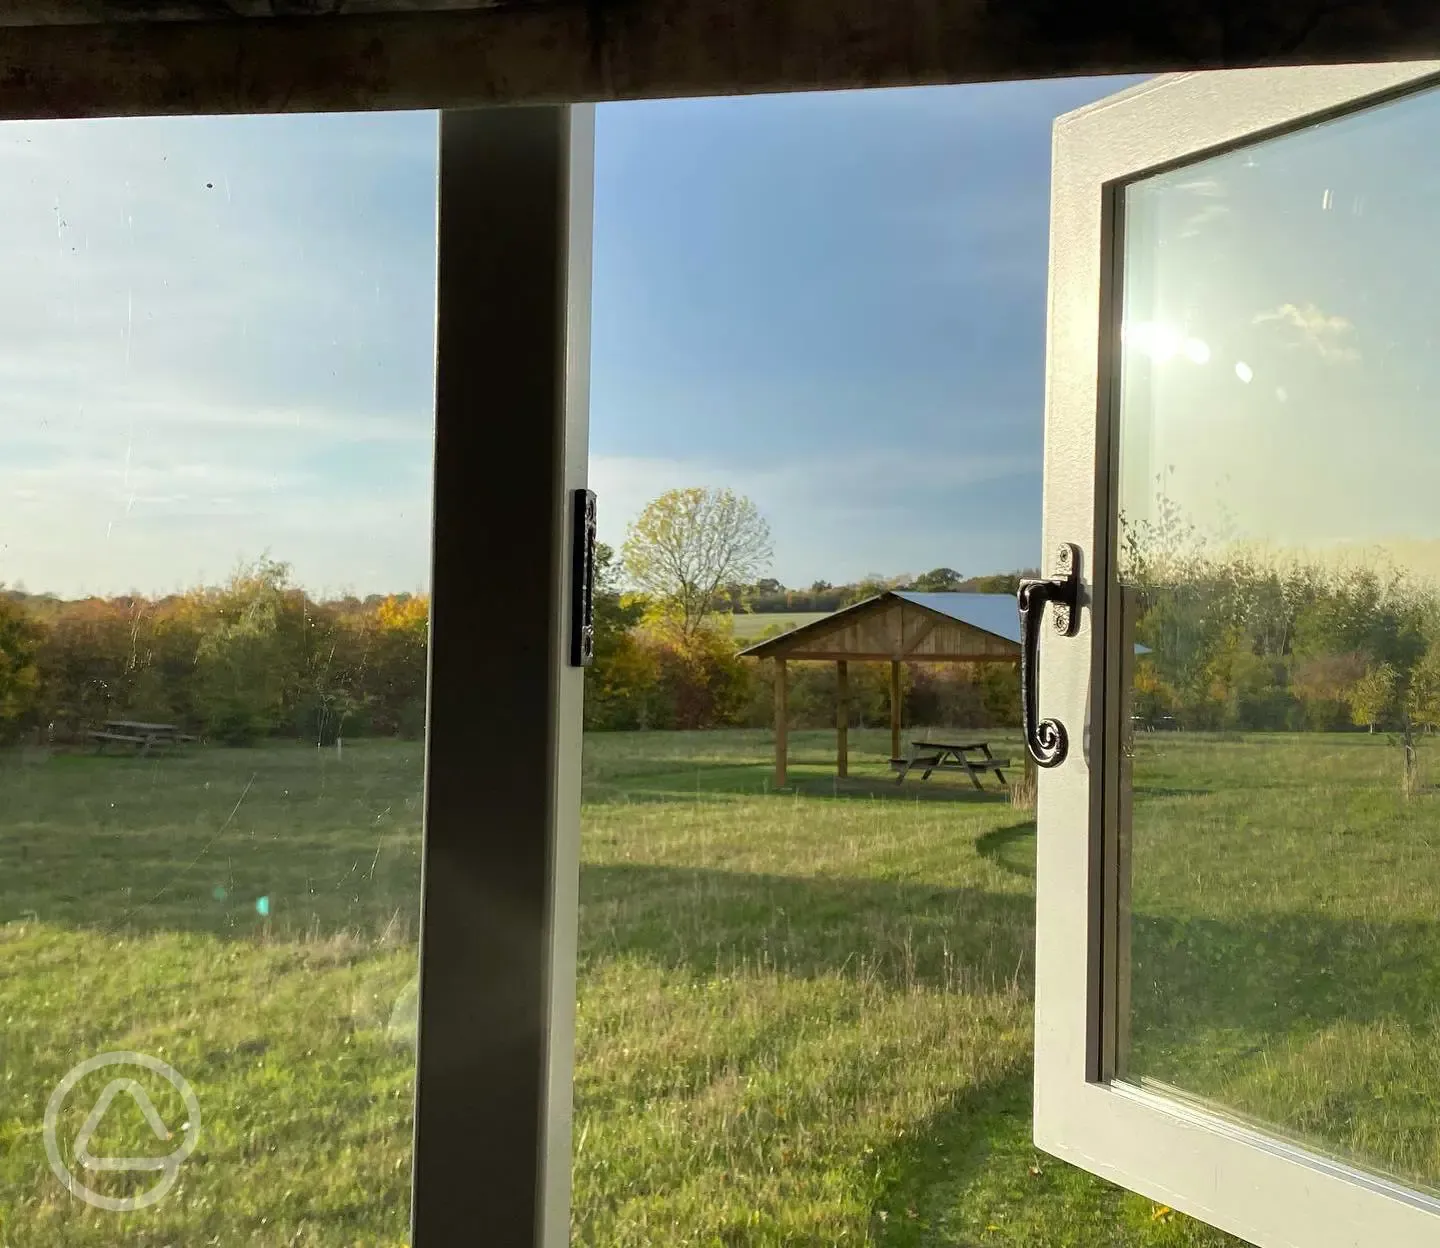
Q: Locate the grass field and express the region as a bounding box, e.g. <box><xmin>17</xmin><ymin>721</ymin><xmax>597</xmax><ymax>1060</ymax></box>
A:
<box><xmin>0</xmin><ymin>741</ymin><xmax>423</xmax><ymax>1246</ymax></box>
<box><xmin>2</xmin><ymin>727</ymin><xmax>1436</xmax><ymax>1243</ymax></box>
<box><xmin>1126</xmin><ymin>732</ymin><xmax>1440</xmax><ymax>1192</ymax></box>
<box><xmin>722</xmin><ymin>612</ymin><xmax>833</xmax><ymax>641</ymax></box>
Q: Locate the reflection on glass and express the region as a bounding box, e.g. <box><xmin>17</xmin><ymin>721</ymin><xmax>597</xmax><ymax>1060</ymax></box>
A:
<box><xmin>0</xmin><ymin>114</ymin><xmax>436</xmax><ymax>1242</ymax></box>
<box><xmin>1116</xmin><ymin>83</ymin><xmax>1440</xmax><ymax>1193</ymax></box>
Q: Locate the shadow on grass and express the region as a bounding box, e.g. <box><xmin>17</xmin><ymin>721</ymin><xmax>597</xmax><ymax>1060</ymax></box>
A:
<box><xmin>976</xmin><ymin>822</ymin><xmax>1037</xmax><ymax>879</ymax></box>
<box><xmin>583</xmin><ymin>859</ymin><xmax>1440</xmax><ymax>1052</ymax></box>
<box><xmin>0</xmin><ymin>743</ymin><xmax>425</xmax><ymax>942</ymax></box>
<box><xmin>579</xmin><ymin>863</ymin><xmax>1035</xmax><ymax>994</ymax></box>
<box><xmin>1135</xmin><ymin>787</ymin><xmax>1214</xmax><ymax>799</ymax></box>
<box><xmin>584</xmin><ymin>757</ymin><xmax>1013</xmax><ymax>807</ymax></box>
<box><xmin>792</xmin><ymin>774</ymin><xmax>1014</xmax><ymax>804</ymax></box>
<box><xmin>870</xmin><ymin>1065</ymin><xmax>1241</xmax><ymax>1247</ymax></box>
<box><xmin>10</xmin><ymin>743</ymin><xmax>1440</xmax><ymax>1063</ymax></box>
<box><xmin>1130</xmin><ymin>906</ymin><xmax>1440</xmax><ymax>1041</ymax></box>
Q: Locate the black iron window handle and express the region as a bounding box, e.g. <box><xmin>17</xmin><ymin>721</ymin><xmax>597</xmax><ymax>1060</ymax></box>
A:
<box><xmin>1017</xmin><ymin>543</ymin><xmax>1082</xmax><ymax>768</ymax></box>
<box><xmin>570</xmin><ymin>489</ymin><xmax>597</xmax><ymax>667</ymax></box>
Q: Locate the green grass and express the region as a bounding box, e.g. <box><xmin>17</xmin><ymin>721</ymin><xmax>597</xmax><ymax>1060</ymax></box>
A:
<box><xmin>0</xmin><ymin>742</ymin><xmax>422</xmax><ymax>1246</ymax></box>
<box><xmin>574</xmin><ymin>729</ymin><xmax>1239</xmax><ymax>1246</ymax></box>
<box><xmin>720</xmin><ymin>611</ymin><xmax>833</xmax><ymax>641</ymax></box>
<box><xmin>1125</xmin><ymin>732</ymin><xmax>1440</xmax><ymax>1191</ymax></box>
<box><xmin>3</xmin><ymin>727</ymin><xmax>1437</xmax><ymax>1243</ymax></box>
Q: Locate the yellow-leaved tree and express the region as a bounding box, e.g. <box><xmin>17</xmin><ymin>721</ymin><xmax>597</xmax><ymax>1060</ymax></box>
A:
<box><xmin>0</xmin><ymin>592</ymin><xmax>40</xmax><ymax>740</ymax></box>
<box><xmin>620</xmin><ymin>488</ymin><xmax>773</xmax><ymax>637</ymax></box>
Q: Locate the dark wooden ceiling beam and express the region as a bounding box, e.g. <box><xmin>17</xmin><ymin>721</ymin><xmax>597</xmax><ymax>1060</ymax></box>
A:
<box><xmin>2</xmin><ymin>0</ymin><xmax>1440</xmax><ymax>120</ymax></box>
<box><xmin>0</xmin><ymin>2</ymin><xmax>498</xmax><ymax>25</ymax></box>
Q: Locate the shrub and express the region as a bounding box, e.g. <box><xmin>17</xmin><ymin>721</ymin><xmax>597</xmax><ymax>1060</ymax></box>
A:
<box><xmin>0</xmin><ymin>594</ymin><xmax>41</xmax><ymax>741</ymax></box>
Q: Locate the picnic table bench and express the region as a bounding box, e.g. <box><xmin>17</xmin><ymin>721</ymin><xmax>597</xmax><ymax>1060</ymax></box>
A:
<box><xmin>890</xmin><ymin>739</ymin><xmax>1011</xmax><ymax>790</ymax></box>
<box><xmin>88</xmin><ymin>720</ymin><xmax>195</xmax><ymax>757</ymax></box>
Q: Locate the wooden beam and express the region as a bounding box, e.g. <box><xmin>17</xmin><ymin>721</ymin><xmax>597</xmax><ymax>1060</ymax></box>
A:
<box><xmin>0</xmin><ymin>1</ymin><xmax>495</xmax><ymax>24</ymax></box>
<box><xmin>774</xmin><ymin>658</ymin><xmax>788</xmax><ymax>790</ymax></box>
<box><xmin>900</xmin><ymin>615</ymin><xmax>939</xmax><ymax>656</ymax></box>
<box><xmin>4</xmin><ymin>0</ymin><xmax>1440</xmax><ymax>121</ymax></box>
<box><xmin>889</xmin><ymin>659</ymin><xmax>901</xmax><ymax>762</ymax></box>
<box><xmin>836</xmin><ymin>659</ymin><xmax>849</xmax><ymax>780</ymax></box>
<box><xmin>749</xmin><ymin>651</ymin><xmax>1020</xmax><ymax>663</ymax></box>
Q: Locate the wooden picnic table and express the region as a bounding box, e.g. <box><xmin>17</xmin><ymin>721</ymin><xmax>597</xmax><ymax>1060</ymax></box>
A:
<box><xmin>88</xmin><ymin>719</ymin><xmax>195</xmax><ymax>757</ymax></box>
<box><xmin>890</xmin><ymin>739</ymin><xmax>1011</xmax><ymax>790</ymax></box>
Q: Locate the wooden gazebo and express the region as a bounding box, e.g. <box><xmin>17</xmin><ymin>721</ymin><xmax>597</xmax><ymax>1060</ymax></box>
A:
<box><xmin>739</xmin><ymin>591</ymin><xmax>1022</xmax><ymax>788</ymax></box>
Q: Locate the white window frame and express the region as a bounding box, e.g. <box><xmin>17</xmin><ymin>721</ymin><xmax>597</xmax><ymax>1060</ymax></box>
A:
<box><xmin>1034</xmin><ymin>62</ymin><xmax>1440</xmax><ymax>1248</ymax></box>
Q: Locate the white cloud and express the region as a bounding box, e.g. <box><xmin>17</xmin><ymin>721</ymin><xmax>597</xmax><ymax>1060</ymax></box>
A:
<box><xmin>0</xmin><ymin>113</ymin><xmax>438</xmax><ymax>598</ymax></box>
<box><xmin>1253</xmin><ymin>301</ymin><xmax>1361</xmax><ymax>363</ymax></box>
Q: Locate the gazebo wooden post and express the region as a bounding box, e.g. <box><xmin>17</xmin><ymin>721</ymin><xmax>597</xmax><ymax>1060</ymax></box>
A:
<box><xmin>774</xmin><ymin>658</ymin><xmax>789</xmax><ymax>789</ymax></box>
<box><xmin>737</xmin><ymin>593</ymin><xmax>1028</xmax><ymax>780</ymax></box>
<box><xmin>889</xmin><ymin>659</ymin><xmax>902</xmax><ymax>761</ymax></box>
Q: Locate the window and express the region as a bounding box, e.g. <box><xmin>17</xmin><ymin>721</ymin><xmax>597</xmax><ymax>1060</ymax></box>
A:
<box><xmin>0</xmin><ymin>110</ymin><xmax>435</xmax><ymax>1242</ymax></box>
<box><xmin>0</xmin><ymin>106</ymin><xmax>594</xmax><ymax>1246</ymax></box>
<box><xmin>1034</xmin><ymin>62</ymin><xmax>1440</xmax><ymax>1245</ymax></box>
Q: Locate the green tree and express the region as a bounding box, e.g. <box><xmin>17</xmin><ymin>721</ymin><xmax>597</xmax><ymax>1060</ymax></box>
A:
<box><xmin>1407</xmin><ymin>642</ymin><xmax>1440</xmax><ymax>733</ymax></box>
<box><xmin>841</xmin><ymin>575</ymin><xmax>891</xmax><ymax>606</ymax></box>
<box><xmin>0</xmin><ymin>594</ymin><xmax>41</xmax><ymax>739</ymax></box>
<box><xmin>965</xmin><ymin>572</ymin><xmax>1029</xmax><ymax>594</ymax></box>
<box><xmin>192</xmin><ymin>557</ymin><xmax>292</xmax><ymax>745</ymax></box>
<box><xmin>909</xmin><ymin>567</ymin><xmax>963</xmax><ymax>592</ymax></box>
<box><xmin>980</xmin><ymin>662</ymin><xmax>1021</xmax><ymax>727</ymax></box>
<box><xmin>621</xmin><ymin>489</ymin><xmax>773</xmax><ymax>637</ymax></box>
<box><xmin>585</xmin><ymin>544</ymin><xmax>655</xmax><ymax>729</ymax></box>
<box><xmin>1291</xmin><ymin>651</ymin><xmax>1366</xmax><ymax>730</ymax></box>
<box><xmin>360</xmin><ymin>593</ymin><xmax>429</xmax><ymax>739</ymax></box>
<box><xmin>1346</xmin><ymin>661</ymin><xmax>1398</xmax><ymax>733</ymax></box>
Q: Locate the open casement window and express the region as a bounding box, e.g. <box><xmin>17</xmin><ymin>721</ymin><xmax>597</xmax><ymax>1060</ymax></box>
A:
<box><xmin>1033</xmin><ymin>62</ymin><xmax>1440</xmax><ymax>1246</ymax></box>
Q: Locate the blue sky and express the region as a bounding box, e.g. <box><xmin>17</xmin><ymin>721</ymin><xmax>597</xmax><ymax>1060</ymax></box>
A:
<box><xmin>590</xmin><ymin>80</ymin><xmax>1134</xmax><ymax>586</ymax></box>
<box><xmin>0</xmin><ymin>78</ymin><xmax>1130</xmax><ymax>598</ymax></box>
<box><xmin>1116</xmin><ymin>79</ymin><xmax>1440</xmax><ymax>581</ymax></box>
<box><xmin>0</xmin><ymin>110</ymin><xmax>439</xmax><ymax>599</ymax></box>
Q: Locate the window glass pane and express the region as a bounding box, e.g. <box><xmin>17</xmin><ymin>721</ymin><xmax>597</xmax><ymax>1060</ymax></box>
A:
<box><xmin>0</xmin><ymin>113</ymin><xmax>437</xmax><ymax>1242</ymax></box>
<box><xmin>1116</xmin><ymin>82</ymin><xmax>1440</xmax><ymax>1192</ymax></box>
<box><xmin>574</xmin><ymin>81</ymin><xmax>1243</xmax><ymax>1248</ymax></box>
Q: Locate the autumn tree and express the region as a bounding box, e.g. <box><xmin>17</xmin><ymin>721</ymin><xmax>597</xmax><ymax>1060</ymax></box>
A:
<box><xmin>1406</xmin><ymin>643</ymin><xmax>1440</xmax><ymax>734</ymax></box>
<box><xmin>1346</xmin><ymin>661</ymin><xmax>1397</xmax><ymax>734</ymax></box>
<box><xmin>365</xmin><ymin>593</ymin><xmax>430</xmax><ymax>738</ymax></box>
<box><xmin>621</xmin><ymin>489</ymin><xmax>773</xmax><ymax>637</ymax></box>
<box><xmin>0</xmin><ymin>594</ymin><xmax>41</xmax><ymax>739</ymax></box>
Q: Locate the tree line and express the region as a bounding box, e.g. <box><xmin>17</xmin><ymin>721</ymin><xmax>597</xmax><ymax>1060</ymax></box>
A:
<box><xmin>712</xmin><ymin>568</ymin><xmax>1032</xmax><ymax>617</ymax></box>
<box><xmin>0</xmin><ymin>554</ymin><xmax>1024</xmax><ymax>750</ymax></box>
<box><xmin>578</xmin><ymin>487</ymin><xmax>1024</xmax><ymax>733</ymax></box>
<box><xmin>621</xmin><ymin>486</ymin><xmax>1032</xmax><ymax>620</ymax></box>
<box><xmin>0</xmin><ymin>557</ymin><xmax>427</xmax><ymax>747</ymax></box>
<box><xmin>1125</xmin><ymin>497</ymin><xmax>1440</xmax><ymax>789</ymax></box>
<box><xmin>0</xmin><ymin>488</ymin><xmax>1050</xmax><ymax>747</ymax></box>
<box><xmin>24</xmin><ymin>486</ymin><xmax>1429</xmax><ymax>760</ymax></box>
<box><xmin>585</xmin><ymin>537</ymin><xmax>1024</xmax><ymax>732</ymax></box>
